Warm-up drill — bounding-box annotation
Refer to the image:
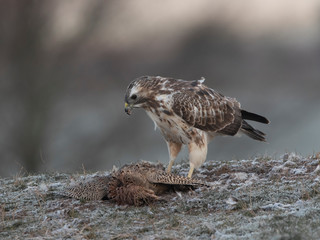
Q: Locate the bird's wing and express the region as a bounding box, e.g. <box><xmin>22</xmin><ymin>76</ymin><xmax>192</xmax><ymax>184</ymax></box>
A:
<box><xmin>108</xmin><ymin>180</ymin><xmax>159</xmax><ymax>206</ymax></box>
<box><xmin>172</xmin><ymin>84</ymin><xmax>242</xmax><ymax>134</ymax></box>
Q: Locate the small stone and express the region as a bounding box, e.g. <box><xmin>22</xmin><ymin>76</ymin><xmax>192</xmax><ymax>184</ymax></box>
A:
<box><xmin>226</xmin><ymin>196</ymin><xmax>238</xmax><ymax>205</ymax></box>
<box><xmin>233</xmin><ymin>172</ymin><xmax>248</xmax><ymax>181</ymax></box>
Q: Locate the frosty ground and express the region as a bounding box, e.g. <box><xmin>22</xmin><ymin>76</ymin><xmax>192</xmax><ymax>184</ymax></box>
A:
<box><xmin>1</xmin><ymin>152</ymin><xmax>320</xmax><ymax>240</ymax></box>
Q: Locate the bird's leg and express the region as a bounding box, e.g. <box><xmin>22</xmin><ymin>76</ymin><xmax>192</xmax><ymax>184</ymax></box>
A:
<box><xmin>166</xmin><ymin>142</ymin><xmax>182</xmax><ymax>173</ymax></box>
<box><xmin>187</xmin><ymin>139</ymin><xmax>208</xmax><ymax>178</ymax></box>
<box><xmin>187</xmin><ymin>164</ymin><xmax>195</xmax><ymax>178</ymax></box>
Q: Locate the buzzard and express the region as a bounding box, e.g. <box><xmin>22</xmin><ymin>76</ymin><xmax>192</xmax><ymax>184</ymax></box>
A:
<box><xmin>124</xmin><ymin>76</ymin><xmax>269</xmax><ymax>178</ymax></box>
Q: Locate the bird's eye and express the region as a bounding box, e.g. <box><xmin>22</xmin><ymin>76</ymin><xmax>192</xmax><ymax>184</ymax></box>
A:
<box><xmin>131</xmin><ymin>94</ymin><xmax>137</xmax><ymax>100</ymax></box>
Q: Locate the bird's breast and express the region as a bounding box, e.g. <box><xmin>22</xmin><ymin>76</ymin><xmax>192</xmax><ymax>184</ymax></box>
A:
<box><xmin>146</xmin><ymin>109</ymin><xmax>204</xmax><ymax>145</ymax></box>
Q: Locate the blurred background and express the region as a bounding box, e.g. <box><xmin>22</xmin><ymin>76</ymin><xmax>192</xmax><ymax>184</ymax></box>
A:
<box><xmin>1</xmin><ymin>0</ymin><xmax>320</xmax><ymax>177</ymax></box>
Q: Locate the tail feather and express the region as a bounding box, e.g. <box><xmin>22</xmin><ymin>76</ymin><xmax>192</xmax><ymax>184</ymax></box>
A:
<box><xmin>148</xmin><ymin>172</ymin><xmax>206</xmax><ymax>186</ymax></box>
<box><xmin>241</xmin><ymin>120</ymin><xmax>267</xmax><ymax>142</ymax></box>
<box><xmin>241</xmin><ymin>110</ymin><xmax>269</xmax><ymax>124</ymax></box>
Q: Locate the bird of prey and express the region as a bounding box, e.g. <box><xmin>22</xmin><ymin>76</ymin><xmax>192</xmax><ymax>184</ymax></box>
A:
<box><xmin>64</xmin><ymin>162</ymin><xmax>203</xmax><ymax>206</ymax></box>
<box><xmin>124</xmin><ymin>76</ymin><xmax>269</xmax><ymax>178</ymax></box>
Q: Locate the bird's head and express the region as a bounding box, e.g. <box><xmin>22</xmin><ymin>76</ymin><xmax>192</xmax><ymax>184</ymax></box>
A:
<box><xmin>124</xmin><ymin>76</ymin><xmax>152</xmax><ymax>115</ymax></box>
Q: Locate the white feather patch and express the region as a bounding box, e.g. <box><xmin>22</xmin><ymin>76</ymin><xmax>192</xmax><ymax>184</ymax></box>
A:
<box><xmin>199</xmin><ymin>77</ymin><xmax>205</xmax><ymax>83</ymax></box>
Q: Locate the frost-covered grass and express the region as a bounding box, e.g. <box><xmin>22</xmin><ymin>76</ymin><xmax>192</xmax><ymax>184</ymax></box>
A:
<box><xmin>1</xmin><ymin>153</ymin><xmax>320</xmax><ymax>239</ymax></box>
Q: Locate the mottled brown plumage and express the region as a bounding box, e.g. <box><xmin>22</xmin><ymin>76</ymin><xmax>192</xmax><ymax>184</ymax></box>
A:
<box><xmin>65</xmin><ymin>176</ymin><xmax>111</xmax><ymax>201</ymax></box>
<box><xmin>64</xmin><ymin>162</ymin><xmax>204</xmax><ymax>206</ymax></box>
<box><xmin>124</xmin><ymin>76</ymin><xmax>269</xmax><ymax>178</ymax></box>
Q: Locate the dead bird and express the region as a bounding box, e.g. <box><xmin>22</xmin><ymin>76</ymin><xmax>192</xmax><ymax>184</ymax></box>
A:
<box><xmin>63</xmin><ymin>162</ymin><xmax>205</xmax><ymax>206</ymax></box>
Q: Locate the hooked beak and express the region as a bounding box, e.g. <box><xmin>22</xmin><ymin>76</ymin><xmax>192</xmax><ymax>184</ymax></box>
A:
<box><xmin>124</xmin><ymin>102</ymin><xmax>133</xmax><ymax>115</ymax></box>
